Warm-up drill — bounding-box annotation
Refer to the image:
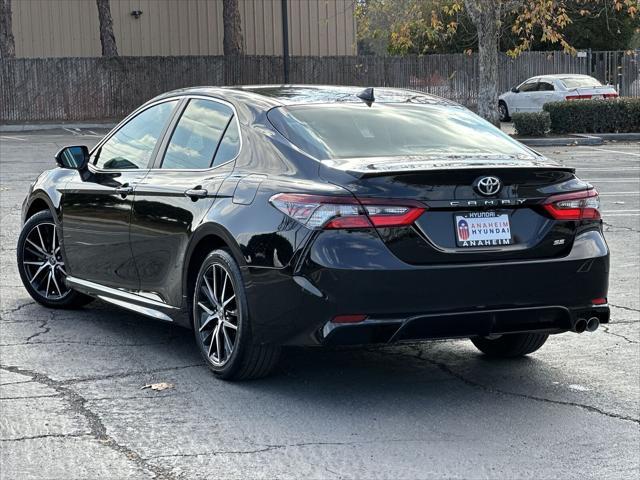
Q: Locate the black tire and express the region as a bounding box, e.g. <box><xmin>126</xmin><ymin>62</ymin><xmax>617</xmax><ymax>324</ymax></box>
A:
<box><xmin>498</xmin><ymin>101</ymin><xmax>511</xmax><ymax>122</ymax></box>
<box><xmin>17</xmin><ymin>210</ymin><xmax>93</xmax><ymax>309</ymax></box>
<box><xmin>192</xmin><ymin>249</ymin><xmax>280</xmax><ymax>380</ymax></box>
<box><xmin>471</xmin><ymin>332</ymin><xmax>548</xmax><ymax>358</ymax></box>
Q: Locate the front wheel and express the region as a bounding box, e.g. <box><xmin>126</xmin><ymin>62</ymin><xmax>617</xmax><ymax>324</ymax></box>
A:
<box><xmin>471</xmin><ymin>332</ymin><xmax>548</xmax><ymax>358</ymax></box>
<box><xmin>192</xmin><ymin>249</ymin><xmax>280</xmax><ymax>380</ymax></box>
<box><xmin>17</xmin><ymin>210</ymin><xmax>93</xmax><ymax>309</ymax></box>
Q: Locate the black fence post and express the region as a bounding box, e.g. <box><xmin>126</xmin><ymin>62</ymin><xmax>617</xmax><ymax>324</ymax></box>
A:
<box><xmin>281</xmin><ymin>0</ymin><xmax>290</xmax><ymax>84</ymax></box>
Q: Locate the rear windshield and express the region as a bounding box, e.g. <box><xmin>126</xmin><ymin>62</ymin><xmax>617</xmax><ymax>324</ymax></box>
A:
<box><xmin>268</xmin><ymin>103</ymin><xmax>534</xmax><ymax>160</ymax></box>
<box><xmin>560</xmin><ymin>77</ymin><xmax>602</xmax><ymax>89</ymax></box>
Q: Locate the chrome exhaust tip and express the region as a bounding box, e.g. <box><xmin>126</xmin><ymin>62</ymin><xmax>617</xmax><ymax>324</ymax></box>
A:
<box><xmin>573</xmin><ymin>318</ymin><xmax>587</xmax><ymax>333</ymax></box>
<box><xmin>586</xmin><ymin>317</ymin><xmax>600</xmax><ymax>333</ymax></box>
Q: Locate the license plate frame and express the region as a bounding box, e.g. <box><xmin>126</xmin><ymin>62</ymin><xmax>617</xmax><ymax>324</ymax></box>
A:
<box><xmin>454</xmin><ymin>211</ymin><xmax>514</xmax><ymax>248</ymax></box>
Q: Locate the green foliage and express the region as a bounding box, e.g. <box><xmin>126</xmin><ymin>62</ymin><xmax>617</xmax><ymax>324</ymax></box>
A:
<box><xmin>543</xmin><ymin>98</ymin><xmax>640</xmax><ymax>134</ymax></box>
<box><xmin>355</xmin><ymin>0</ymin><xmax>639</xmax><ymax>55</ymax></box>
<box><xmin>512</xmin><ymin>112</ymin><xmax>551</xmax><ymax>137</ymax></box>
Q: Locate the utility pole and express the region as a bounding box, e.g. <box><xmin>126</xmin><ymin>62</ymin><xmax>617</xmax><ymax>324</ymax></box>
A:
<box><xmin>281</xmin><ymin>0</ymin><xmax>290</xmax><ymax>84</ymax></box>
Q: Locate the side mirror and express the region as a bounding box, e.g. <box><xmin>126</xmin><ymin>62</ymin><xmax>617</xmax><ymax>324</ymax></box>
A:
<box><xmin>55</xmin><ymin>145</ymin><xmax>89</xmax><ymax>170</ymax></box>
<box><xmin>511</xmin><ymin>87</ymin><xmax>519</xmax><ymax>93</ymax></box>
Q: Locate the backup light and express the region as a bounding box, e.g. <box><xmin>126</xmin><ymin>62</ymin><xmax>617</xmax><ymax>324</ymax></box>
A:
<box><xmin>542</xmin><ymin>189</ymin><xmax>601</xmax><ymax>220</ymax></box>
<box><xmin>269</xmin><ymin>193</ymin><xmax>425</xmax><ymax>230</ymax></box>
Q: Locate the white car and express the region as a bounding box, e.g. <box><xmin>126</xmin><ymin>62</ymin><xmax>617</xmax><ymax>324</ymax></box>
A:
<box><xmin>498</xmin><ymin>74</ymin><xmax>618</xmax><ymax>121</ymax></box>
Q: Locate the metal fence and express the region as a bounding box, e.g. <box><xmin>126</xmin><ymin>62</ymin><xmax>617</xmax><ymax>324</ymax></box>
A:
<box><xmin>1</xmin><ymin>50</ymin><xmax>638</xmax><ymax>123</ymax></box>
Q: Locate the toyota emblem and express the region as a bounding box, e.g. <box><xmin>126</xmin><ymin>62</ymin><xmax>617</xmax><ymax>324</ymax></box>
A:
<box><xmin>475</xmin><ymin>176</ymin><xmax>501</xmax><ymax>196</ymax></box>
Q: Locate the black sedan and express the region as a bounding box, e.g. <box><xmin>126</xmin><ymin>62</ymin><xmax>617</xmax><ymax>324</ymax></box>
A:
<box><xmin>17</xmin><ymin>85</ymin><xmax>610</xmax><ymax>380</ymax></box>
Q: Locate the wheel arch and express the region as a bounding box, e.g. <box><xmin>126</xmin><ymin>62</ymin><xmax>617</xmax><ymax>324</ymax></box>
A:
<box><xmin>23</xmin><ymin>193</ymin><xmax>59</xmax><ymax>225</ymax></box>
<box><xmin>182</xmin><ymin>223</ymin><xmax>246</xmax><ymax>308</ymax></box>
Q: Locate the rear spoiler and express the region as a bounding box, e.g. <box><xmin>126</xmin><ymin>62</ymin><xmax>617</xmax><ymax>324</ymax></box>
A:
<box><xmin>321</xmin><ymin>157</ymin><xmax>575</xmax><ymax>178</ymax></box>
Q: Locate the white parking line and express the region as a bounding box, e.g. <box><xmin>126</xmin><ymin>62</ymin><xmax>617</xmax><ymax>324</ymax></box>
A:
<box><xmin>583</xmin><ymin>146</ymin><xmax>640</xmax><ymax>157</ymax></box>
<box><xmin>0</xmin><ymin>135</ymin><xmax>26</xmax><ymax>141</ymax></box>
<box><xmin>603</xmin><ymin>213</ymin><xmax>640</xmax><ymax>217</ymax></box>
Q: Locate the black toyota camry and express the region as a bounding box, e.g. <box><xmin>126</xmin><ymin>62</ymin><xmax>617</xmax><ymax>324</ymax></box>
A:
<box><xmin>17</xmin><ymin>85</ymin><xmax>610</xmax><ymax>380</ymax></box>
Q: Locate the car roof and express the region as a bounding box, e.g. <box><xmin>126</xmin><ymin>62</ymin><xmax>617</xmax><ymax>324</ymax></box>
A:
<box><xmin>530</xmin><ymin>74</ymin><xmax>595</xmax><ymax>81</ymax></box>
<box><xmin>152</xmin><ymin>84</ymin><xmax>457</xmax><ymax>109</ymax></box>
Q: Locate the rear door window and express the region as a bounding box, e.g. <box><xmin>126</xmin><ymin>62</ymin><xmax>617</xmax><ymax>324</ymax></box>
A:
<box><xmin>212</xmin><ymin>117</ymin><xmax>241</xmax><ymax>166</ymax></box>
<box><xmin>538</xmin><ymin>81</ymin><xmax>555</xmax><ymax>91</ymax></box>
<box><xmin>161</xmin><ymin>99</ymin><xmax>234</xmax><ymax>170</ymax></box>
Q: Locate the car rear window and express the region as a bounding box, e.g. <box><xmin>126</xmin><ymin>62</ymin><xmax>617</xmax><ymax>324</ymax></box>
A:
<box><xmin>560</xmin><ymin>77</ymin><xmax>602</xmax><ymax>89</ymax></box>
<box><xmin>268</xmin><ymin>103</ymin><xmax>534</xmax><ymax>160</ymax></box>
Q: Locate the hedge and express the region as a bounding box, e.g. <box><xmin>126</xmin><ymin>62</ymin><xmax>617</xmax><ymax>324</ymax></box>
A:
<box><xmin>542</xmin><ymin>98</ymin><xmax>640</xmax><ymax>134</ymax></box>
<box><xmin>512</xmin><ymin>112</ymin><xmax>551</xmax><ymax>137</ymax></box>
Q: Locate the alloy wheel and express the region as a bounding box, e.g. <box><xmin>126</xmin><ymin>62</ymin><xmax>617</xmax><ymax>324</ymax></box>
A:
<box><xmin>196</xmin><ymin>263</ymin><xmax>239</xmax><ymax>366</ymax></box>
<box><xmin>21</xmin><ymin>222</ymin><xmax>70</xmax><ymax>300</ymax></box>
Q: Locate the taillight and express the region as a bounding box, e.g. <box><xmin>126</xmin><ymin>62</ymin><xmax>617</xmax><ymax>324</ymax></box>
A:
<box><xmin>542</xmin><ymin>189</ymin><xmax>601</xmax><ymax>220</ymax></box>
<box><xmin>566</xmin><ymin>93</ymin><xmax>618</xmax><ymax>100</ymax></box>
<box><xmin>269</xmin><ymin>193</ymin><xmax>425</xmax><ymax>230</ymax></box>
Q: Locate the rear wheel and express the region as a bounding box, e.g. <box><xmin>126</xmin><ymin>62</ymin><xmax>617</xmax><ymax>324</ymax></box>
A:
<box><xmin>192</xmin><ymin>249</ymin><xmax>280</xmax><ymax>380</ymax></box>
<box><xmin>471</xmin><ymin>332</ymin><xmax>548</xmax><ymax>358</ymax></box>
<box><xmin>17</xmin><ymin>210</ymin><xmax>92</xmax><ymax>309</ymax></box>
<box><xmin>498</xmin><ymin>101</ymin><xmax>510</xmax><ymax>122</ymax></box>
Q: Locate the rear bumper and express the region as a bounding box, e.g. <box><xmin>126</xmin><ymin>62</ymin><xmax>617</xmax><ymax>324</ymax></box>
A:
<box><xmin>245</xmin><ymin>229</ymin><xmax>609</xmax><ymax>346</ymax></box>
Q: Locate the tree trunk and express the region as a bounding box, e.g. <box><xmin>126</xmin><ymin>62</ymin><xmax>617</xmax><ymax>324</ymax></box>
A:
<box><xmin>96</xmin><ymin>0</ymin><xmax>118</xmax><ymax>56</ymax></box>
<box><xmin>0</xmin><ymin>0</ymin><xmax>16</xmax><ymax>58</ymax></box>
<box><xmin>465</xmin><ymin>0</ymin><xmax>501</xmax><ymax>126</ymax></box>
<box><xmin>223</xmin><ymin>0</ymin><xmax>243</xmax><ymax>55</ymax></box>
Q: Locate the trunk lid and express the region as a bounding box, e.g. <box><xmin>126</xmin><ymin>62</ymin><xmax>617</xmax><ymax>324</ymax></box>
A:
<box><xmin>320</xmin><ymin>157</ymin><xmax>590</xmax><ymax>265</ymax></box>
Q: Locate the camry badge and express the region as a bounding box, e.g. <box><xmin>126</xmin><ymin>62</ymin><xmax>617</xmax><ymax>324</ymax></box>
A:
<box><xmin>475</xmin><ymin>176</ymin><xmax>502</xmax><ymax>196</ymax></box>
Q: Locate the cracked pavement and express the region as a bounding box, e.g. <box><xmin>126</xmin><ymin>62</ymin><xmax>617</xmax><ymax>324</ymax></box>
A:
<box><xmin>1</xmin><ymin>131</ymin><xmax>639</xmax><ymax>479</ymax></box>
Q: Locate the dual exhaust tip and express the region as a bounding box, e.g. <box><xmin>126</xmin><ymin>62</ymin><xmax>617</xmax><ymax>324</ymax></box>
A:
<box><xmin>573</xmin><ymin>317</ymin><xmax>600</xmax><ymax>333</ymax></box>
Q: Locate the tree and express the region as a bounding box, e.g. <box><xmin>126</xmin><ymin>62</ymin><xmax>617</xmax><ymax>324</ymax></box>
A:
<box><xmin>357</xmin><ymin>0</ymin><xmax>639</xmax><ymax>125</ymax></box>
<box><xmin>0</xmin><ymin>0</ymin><xmax>16</xmax><ymax>58</ymax></box>
<box><xmin>223</xmin><ymin>0</ymin><xmax>244</xmax><ymax>55</ymax></box>
<box><xmin>96</xmin><ymin>0</ymin><xmax>118</xmax><ymax>56</ymax></box>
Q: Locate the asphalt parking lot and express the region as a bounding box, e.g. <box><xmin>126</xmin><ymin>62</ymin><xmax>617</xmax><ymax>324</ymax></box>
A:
<box><xmin>1</xmin><ymin>130</ymin><xmax>638</xmax><ymax>479</ymax></box>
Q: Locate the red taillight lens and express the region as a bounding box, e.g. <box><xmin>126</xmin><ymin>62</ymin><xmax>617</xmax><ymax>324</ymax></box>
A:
<box><xmin>269</xmin><ymin>193</ymin><xmax>425</xmax><ymax>230</ymax></box>
<box><xmin>603</xmin><ymin>93</ymin><xmax>618</xmax><ymax>98</ymax></box>
<box><xmin>566</xmin><ymin>94</ymin><xmax>592</xmax><ymax>100</ymax></box>
<box><xmin>542</xmin><ymin>189</ymin><xmax>601</xmax><ymax>220</ymax></box>
<box><xmin>592</xmin><ymin>297</ymin><xmax>607</xmax><ymax>305</ymax></box>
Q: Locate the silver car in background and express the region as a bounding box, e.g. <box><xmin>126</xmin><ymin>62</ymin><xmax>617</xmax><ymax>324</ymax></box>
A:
<box><xmin>498</xmin><ymin>74</ymin><xmax>618</xmax><ymax>121</ymax></box>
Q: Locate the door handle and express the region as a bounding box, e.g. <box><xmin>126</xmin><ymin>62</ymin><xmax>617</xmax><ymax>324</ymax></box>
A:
<box><xmin>185</xmin><ymin>188</ymin><xmax>208</xmax><ymax>200</ymax></box>
<box><xmin>115</xmin><ymin>185</ymin><xmax>133</xmax><ymax>196</ymax></box>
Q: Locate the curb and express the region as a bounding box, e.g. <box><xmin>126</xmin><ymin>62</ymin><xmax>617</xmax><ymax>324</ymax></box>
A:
<box><xmin>0</xmin><ymin>122</ymin><xmax>117</xmax><ymax>132</ymax></box>
<box><xmin>516</xmin><ymin>134</ymin><xmax>602</xmax><ymax>147</ymax></box>
<box><xmin>515</xmin><ymin>132</ymin><xmax>640</xmax><ymax>147</ymax></box>
<box><xmin>596</xmin><ymin>133</ymin><xmax>640</xmax><ymax>142</ymax></box>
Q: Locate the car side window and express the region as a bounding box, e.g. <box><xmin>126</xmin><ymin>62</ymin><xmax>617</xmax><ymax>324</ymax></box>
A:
<box><xmin>93</xmin><ymin>100</ymin><xmax>178</xmax><ymax>170</ymax></box>
<box><xmin>161</xmin><ymin>99</ymin><xmax>234</xmax><ymax>170</ymax></box>
<box><xmin>538</xmin><ymin>81</ymin><xmax>555</xmax><ymax>91</ymax></box>
<box><xmin>213</xmin><ymin>117</ymin><xmax>241</xmax><ymax>166</ymax></box>
<box><xmin>519</xmin><ymin>80</ymin><xmax>539</xmax><ymax>92</ymax></box>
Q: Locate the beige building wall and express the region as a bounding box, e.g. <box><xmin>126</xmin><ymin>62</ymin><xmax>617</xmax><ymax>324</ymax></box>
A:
<box><xmin>11</xmin><ymin>0</ymin><xmax>356</xmax><ymax>57</ymax></box>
